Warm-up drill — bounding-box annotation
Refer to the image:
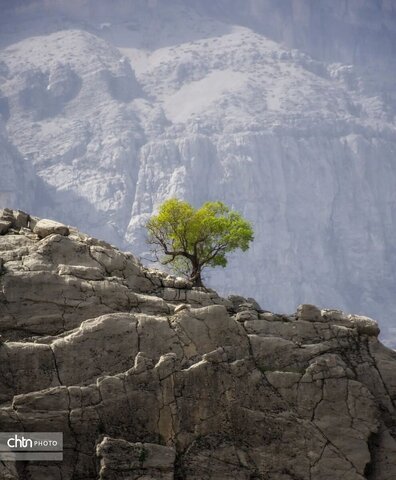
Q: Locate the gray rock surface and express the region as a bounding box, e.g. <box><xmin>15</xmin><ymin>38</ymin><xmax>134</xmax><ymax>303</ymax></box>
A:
<box><xmin>96</xmin><ymin>437</ymin><xmax>176</xmax><ymax>480</ymax></box>
<box><xmin>1</xmin><ymin>0</ymin><xmax>396</xmax><ymax>348</ymax></box>
<box><xmin>0</xmin><ymin>211</ymin><xmax>395</xmax><ymax>479</ymax></box>
<box><xmin>33</xmin><ymin>219</ymin><xmax>70</xmax><ymax>238</ymax></box>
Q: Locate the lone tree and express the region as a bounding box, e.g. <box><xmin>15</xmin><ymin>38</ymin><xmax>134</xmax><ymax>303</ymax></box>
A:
<box><xmin>145</xmin><ymin>198</ymin><xmax>254</xmax><ymax>287</ymax></box>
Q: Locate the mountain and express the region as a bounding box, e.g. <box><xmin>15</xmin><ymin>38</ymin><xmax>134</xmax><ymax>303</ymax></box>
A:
<box><xmin>1</xmin><ymin>209</ymin><xmax>395</xmax><ymax>479</ymax></box>
<box><xmin>0</xmin><ymin>1</ymin><xmax>395</xmax><ymax>347</ymax></box>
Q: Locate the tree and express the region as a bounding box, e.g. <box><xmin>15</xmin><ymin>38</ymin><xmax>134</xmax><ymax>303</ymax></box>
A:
<box><xmin>145</xmin><ymin>198</ymin><xmax>254</xmax><ymax>287</ymax></box>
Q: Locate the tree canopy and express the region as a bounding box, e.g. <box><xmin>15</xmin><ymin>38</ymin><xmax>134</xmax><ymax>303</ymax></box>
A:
<box><xmin>145</xmin><ymin>198</ymin><xmax>254</xmax><ymax>287</ymax></box>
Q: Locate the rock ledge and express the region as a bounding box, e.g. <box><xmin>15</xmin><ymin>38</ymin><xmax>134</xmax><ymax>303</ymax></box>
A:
<box><xmin>0</xmin><ymin>209</ymin><xmax>395</xmax><ymax>480</ymax></box>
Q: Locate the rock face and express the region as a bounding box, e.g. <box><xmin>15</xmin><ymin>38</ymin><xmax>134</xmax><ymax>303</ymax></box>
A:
<box><xmin>33</xmin><ymin>218</ymin><xmax>70</xmax><ymax>238</ymax></box>
<box><xmin>0</xmin><ymin>0</ymin><xmax>396</xmax><ymax>348</ymax></box>
<box><xmin>0</xmin><ymin>209</ymin><xmax>395</xmax><ymax>480</ymax></box>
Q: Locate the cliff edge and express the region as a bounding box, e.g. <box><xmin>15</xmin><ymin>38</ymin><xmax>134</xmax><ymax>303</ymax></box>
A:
<box><xmin>0</xmin><ymin>208</ymin><xmax>395</xmax><ymax>480</ymax></box>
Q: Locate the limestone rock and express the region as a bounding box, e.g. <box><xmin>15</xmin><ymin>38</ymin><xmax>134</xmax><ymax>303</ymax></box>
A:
<box><xmin>33</xmin><ymin>219</ymin><xmax>70</xmax><ymax>238</ymax></box>
<box><xmin>174</xmin><ymin>303</ymin><xmax>189</xmax><ymax>313</ymax></box>
<box><xmin>235</xmin><ymin>309</ymin><xmax>258</xmax><ymax>322</ymax></box>
<box><xmin>348</xmin><ymin>314</ymin><xmax>380</xmax><ymax>337</ymax></box>
<box><xmin>227</xmin><ymin>295</ymin><xmax>262</xmax><ymax>313</ymax></box>
<box><xmin>97</xmin><ymin>437</ymin><xmax>176</xmax><ymax>480</ymax></box>
<box><xmin>0</xmin><ymin>213</ymin><xmax>395</xmax><ymax>479</ymax></box>
<box><xmin>0</xmin><ymin>220</ymin><xmax>11</xmax><ymax>234</ymax></box>
<box><xmin>0</xmin><ymin>209</ymin><xmax>29</xmax><ymax>230</ymax></box>
<box><xmin>0</xmin><ymin>208</ymin><xmax>14</xmax><ymax>223</ymax></box>
<box><xmin>58</xmin><ymin>264</ymin><xmax>105</xmax><ymax>280</ymax></box>
<box><xmin>13</xmin><ymin>210</ymin><xmax>29</xmax><ymax>229</ymax></box>
<box><xmin>1</xmin><ymin>0</ymin><xmax>396</xmax><ymax>352</ymax></box>
<box><xmin>296</xmin><ymin>303</ymin><xmax>322</xmax><ymax>322</ymax></box>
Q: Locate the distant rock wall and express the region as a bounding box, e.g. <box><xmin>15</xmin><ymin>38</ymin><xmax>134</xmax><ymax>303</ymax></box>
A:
<box><xmin>0</xmin><ymin>210</ymin><xmax>395</xmax><ymax>479</ymax></box>
<box><xmin>0</xmin><ymin>0</ymin><xmax>395</xmax><ymax>348</ymax></box>
<box><xmin>8</xmin><ymin>0</ymin><xmax>395</xmax><ymax>65</ymax></box>
<box><xmin>191</xmin><ymin>0</ymin><xmax>396</xmax><ymax>65</ymax></box>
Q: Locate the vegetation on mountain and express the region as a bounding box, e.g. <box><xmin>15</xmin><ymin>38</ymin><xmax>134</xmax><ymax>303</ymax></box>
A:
<box><xmin>146</xmin><ymin>198</ymin><xmax>254</xmax><ymax>286</ymax></box>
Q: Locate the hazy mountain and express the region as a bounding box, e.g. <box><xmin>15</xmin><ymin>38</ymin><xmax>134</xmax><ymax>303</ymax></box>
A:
<box><xmin>0</xmin><ymin>0</ymin><xmax>395</xmax><ymax>346</ymax></box>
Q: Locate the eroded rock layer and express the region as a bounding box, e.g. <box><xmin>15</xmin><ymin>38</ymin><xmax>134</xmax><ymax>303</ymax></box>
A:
<box><xmin>0</xmin><ymin>209</ymin><xmax>395</xmax><ymax>480</ymax></box>
<box><xmin>1</xmin><ymin>1</ymin><xmax>396</xmax><ymax>346</ymax></box>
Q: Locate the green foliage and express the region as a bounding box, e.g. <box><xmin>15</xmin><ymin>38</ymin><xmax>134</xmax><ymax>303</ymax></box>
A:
<box><xmin>146</xmin><ymin>198</ymin><xmax>254</xmax><ymax>286</ymax></box>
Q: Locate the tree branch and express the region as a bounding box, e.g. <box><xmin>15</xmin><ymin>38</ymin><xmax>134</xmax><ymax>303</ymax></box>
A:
<box><xmin>199</xmin><ymin>243</ymin><xmax>228</xmax><ymax>267</ymax></box>
<box><xmin>148</xmin><ymin>230</ymin><xmax>195</xmax><ymax>262</ymax></box>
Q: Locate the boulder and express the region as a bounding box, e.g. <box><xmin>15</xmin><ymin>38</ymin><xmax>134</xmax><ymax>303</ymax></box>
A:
<box><xmin>0</xmin><ymin>220</ymin><xmax>12</xmax><ymax>234</ymax></box>
<box><xmin>235</xmin><ymin>309</ymin><xmax>258</xmax><ymax>322</ymax></box>
<box><xmin>296</xmin><ymin>303</ymin><xmax>322</xmax><ymax>322</ymax></box>
<box><xmin>33</xmin><ymin>219</ymin><xmax>69</xmax><ymax>238</ymax></box>
<box><xmin>13</xmin><ymin>210</ymin><xmax>29</xmax><ymax>229</ymax></box>
<box><xmin>348</xmin><ymin>314</ymin><xmax>380</xmax><ymax>337</ymax></box>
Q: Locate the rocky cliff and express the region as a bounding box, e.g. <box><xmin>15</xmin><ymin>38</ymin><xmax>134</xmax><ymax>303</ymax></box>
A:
<box><xmin>0</xmin><ymin>0</ymin><xmax>396</xmax><ymax>347</ymax></box>
<box><xmin>0</xmin><ymin>208</ymin><xmax>395</xmax><ymax>480</ymax></box>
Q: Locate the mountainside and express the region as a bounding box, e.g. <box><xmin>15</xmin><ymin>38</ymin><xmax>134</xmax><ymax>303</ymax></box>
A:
<box><xmin>0</xmin><ymin>208</ymin><xmax>396</xmax><ymax>479</ymax></box>
<box><xmin>0</xmin><ymin>1</ymin><xmax>395</xmax><ymax>347</ymax></box>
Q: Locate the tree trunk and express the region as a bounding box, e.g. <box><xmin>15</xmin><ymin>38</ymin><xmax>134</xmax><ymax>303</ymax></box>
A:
<box><xmin>190</xmin><ymin>259</ymin><xmax>203</xmax><ymax>287</ymax></box>
<box><xmin>191</xmin><ymin>271</ymin><xmax>203</xmax><ymax>287</ymax></box>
